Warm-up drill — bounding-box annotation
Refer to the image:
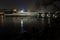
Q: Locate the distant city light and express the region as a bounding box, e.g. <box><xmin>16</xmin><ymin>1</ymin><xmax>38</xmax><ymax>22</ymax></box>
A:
<box><xmin>55</xmin><ymin>16</ymin><xmax>57</xmax><ymax>18</ymax></box>
<box><xmin>13</xmin><ymin>9</ymin><xmax>16</xmax><ymax>12</ymax></box>
<box><xmin>47</xmin><ymin>14</ymin><xmax>50</xmax><ymax>17</ymax></box>
<box><xmin>18</xmin><ymin>9</ymin><xmax>24</xmax><ymax>13</ymax></box>
<box><xmin>53</xmin><ymin>14</ymin><xmax>55</xmax><ymax>17</ymax></box>
<box><xmin>20</xmin><ymin>10</ymin><xmax>24</xmax><ymax>13</ymax></box>
<box><xmin>41</xmin><ymin>13</ymin><xmax>45</xmax><ymax>17</ymax></box>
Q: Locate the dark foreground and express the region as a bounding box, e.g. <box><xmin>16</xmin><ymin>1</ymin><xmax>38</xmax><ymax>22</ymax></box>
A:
<box><xmin>0</xmin><ymin>16</ymin><xmax>60</xmax><ymax>40</ymax></box>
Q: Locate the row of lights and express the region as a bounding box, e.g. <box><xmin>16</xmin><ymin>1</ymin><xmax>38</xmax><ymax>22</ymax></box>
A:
<box><xmin>13</xmin><ymin>9</ymin><xmax>58</xmax><ymax>18</ymax></box>
<box><xmin>38</xmin><ymin>13</ymin><xmax>57</xmax><ymax>18</ymax></box>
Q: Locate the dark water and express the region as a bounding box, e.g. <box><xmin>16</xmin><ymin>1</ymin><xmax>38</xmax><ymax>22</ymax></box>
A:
<box><xmin>0</xmin><ymin>15</ymin><xmax>60</xmax><ymax>40</ymax></box>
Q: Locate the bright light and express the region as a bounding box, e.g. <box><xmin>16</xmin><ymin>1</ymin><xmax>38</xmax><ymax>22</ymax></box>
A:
<box><xmin>55</xmin><ymin>16</ymin><xmax>57</xmax><ymax>18</ymax></box>
<box><xmin>41</xmin><ymin>13</ymin><xmax>45</xmax><ymax>17</ymax></box>
<box><xmin>20</xmin><ymin>10</ymin><xmax>24</xmax><ymax>13</ymax></box>
<box><xmin>47</xmin><ymin>14</ymin><xmax>50</xmax><ymax>17</ymax></box>
<box><xmin>13</xmin><ymin>9</ymin><xmax>16</xmax><ymax>12</ymax></box>
<box><xmin>18</xmin><ymin>9</ymin><xmax>24</xmax><ymax>13</ymax></box>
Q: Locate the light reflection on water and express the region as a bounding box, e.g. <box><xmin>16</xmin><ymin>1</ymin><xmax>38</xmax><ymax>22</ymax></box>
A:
<box><xmin>0</xmin><ymin>15</ymin><xmax>4</xmax><ymax>24</ymax></box>
<box><xmin>0</xmin><ymin>14</ymin><xmax>50</xmax><ymax>26</ymax></box>
<box><xmin>0</xmin><ymin>15</ymin><xmax>50</xmax><ymax>33</ymax></box>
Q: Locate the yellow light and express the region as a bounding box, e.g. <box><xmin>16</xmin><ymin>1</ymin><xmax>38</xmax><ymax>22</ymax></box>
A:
<box><xmin>0</xmin><ymin>12</ymin><xmax>4</xmax><ymax>14</ymax></box>
<box><xmin>13</xmin><ymin>9</ymin><xmax>17</xmax><ymax>12</ymax></box>
<box><xmin>1</xmin><ymin>15</ymin><xmax>3</xmax><ymax>23</ymax></box>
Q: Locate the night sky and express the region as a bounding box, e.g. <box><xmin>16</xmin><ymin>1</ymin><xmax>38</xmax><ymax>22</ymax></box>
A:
<box><xmin>0</xmin><ymin>0</ymin><xmax>34</xmax><ymax>9</ymax></box>
<box><xmin>0</xmin><ymin>0</ymin><xmax>60</xmax><ymax>11</ymax></box>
